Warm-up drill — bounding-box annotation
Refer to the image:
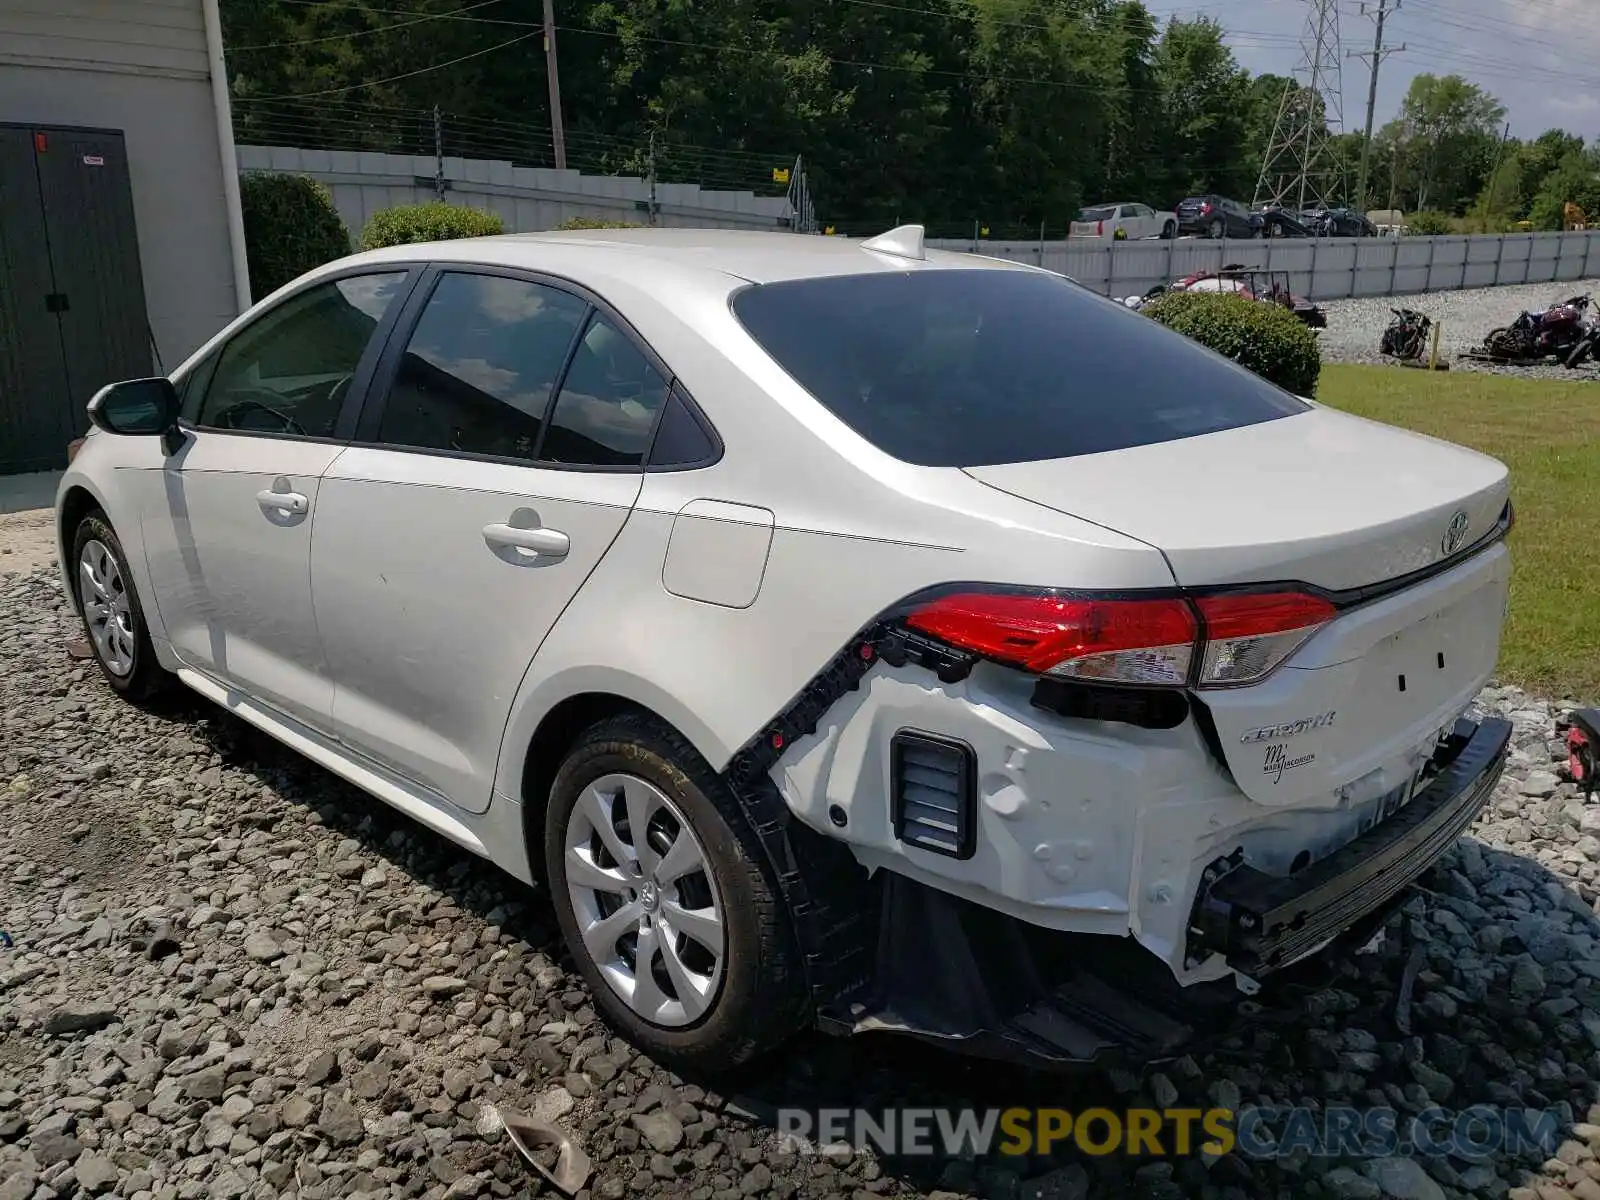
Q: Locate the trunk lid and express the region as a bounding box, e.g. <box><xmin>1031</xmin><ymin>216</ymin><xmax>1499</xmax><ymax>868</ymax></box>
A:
<box><xmin>962</xmin><ymin>406</ymin><xmax>1508</xmax><ymax>592</ymax></box>
<box><xmin>964</xmin><ymin>405</ymin><xmax>1512</xmax><ymax>806</ymax></box>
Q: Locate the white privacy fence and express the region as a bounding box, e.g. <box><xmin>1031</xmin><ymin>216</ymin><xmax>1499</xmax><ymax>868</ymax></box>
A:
<box><xmin>237</xmin><ymin>145</ymin><xmax>797</xmax><ymax>236</ymax></box>
<box><xmin>927</xmin><ymin>232</ymin><xmax>1600</xmax><ymax>301</ymax></box>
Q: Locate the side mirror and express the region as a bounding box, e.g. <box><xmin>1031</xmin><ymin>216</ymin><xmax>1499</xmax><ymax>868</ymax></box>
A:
<box><xmin>86</xmin><ymin>377</ymin><xmax>184</xmax><ymax>453</ymax></box>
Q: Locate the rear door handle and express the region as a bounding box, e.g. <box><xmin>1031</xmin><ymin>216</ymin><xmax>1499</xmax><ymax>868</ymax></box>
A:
<box><xmin>256</xmin><ymin>489</ymin><xmax>308</xmax><ymax>516</ymax></box>
<box><xmin>483</xmin><ymin>523</ymin><xmax>569</xmax><ymax>558</ymax></box>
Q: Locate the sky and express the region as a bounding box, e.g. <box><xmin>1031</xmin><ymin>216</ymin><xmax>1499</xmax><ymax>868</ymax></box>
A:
<box><xmin>1190</xmin><ymin>0</ymin><xmax>1600</xmax><ymax>138</ymax></box>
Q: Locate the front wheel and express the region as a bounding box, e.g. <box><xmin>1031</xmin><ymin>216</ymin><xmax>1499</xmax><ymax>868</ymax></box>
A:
<box><xmin>1208</xmin><ymin>218</ymin><xmax>1225</xmax><ymax>239</ymax></box>
<box><xmin>1567</xmin><ymin>338</ymin><xmax>1595</xmax><ymax>369</ymax></box>
<box><xmin>1161</xmin><ymin>221</ymin><xmax>1176</xmax><ymax>240</ymax></box>
<box><xmin>544</xmin><ymin>713</ymin><xmax>808</xmax><ymax>1068</ymax></box>
<box><xmin>71</xmin><ymin>511</ymin><xmax>169</xmax><ymax>701</ymax></box>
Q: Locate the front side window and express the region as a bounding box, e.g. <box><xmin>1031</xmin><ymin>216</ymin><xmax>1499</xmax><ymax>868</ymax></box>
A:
<box><xmin>541</xmin><ymin>313</ymin><xmax>670</xmax><ymax>467</ymax></box>
<box><xmin>197</xmin><ymin>273</ymin><xmax>406</xmax><ymax>437</ymax></box>
<box><xmin>378</xmin><ymin>272</ymin><xmax>587</xmax><ymax>461</ymax></box>
<box><xmin>731</xmin><ymin>269</ymin><xmax>1308</xmax><ymax>468</ymax></box>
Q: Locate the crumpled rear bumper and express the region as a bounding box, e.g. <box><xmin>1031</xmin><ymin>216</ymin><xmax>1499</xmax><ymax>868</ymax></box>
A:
<box><xmin>1186</xmin><ymin>715</ymin><xmax>1510</xmax><ymax>975</ymax></box>
<box><xmin>820</xmin><ymin>716</ymin><xmax>1509</xmax><ymax>1071</ymax></box>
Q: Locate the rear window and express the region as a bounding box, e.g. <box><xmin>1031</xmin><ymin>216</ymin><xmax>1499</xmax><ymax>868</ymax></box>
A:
<box><xmin>730</xmin><ymin>269</ymin><xmax>1309</xmax><ymax>468</ymax></box>
<box><xmin>1077</xmin><ymin>206</ymin><xmax>1116</xmax><ymax>222</ymax></box>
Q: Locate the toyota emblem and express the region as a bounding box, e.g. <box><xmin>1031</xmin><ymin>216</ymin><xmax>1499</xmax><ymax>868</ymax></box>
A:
<box><xmin>1441</xmin><ymin>510</ymin><xmax>1470</xmax><ymax>556</ymax></box>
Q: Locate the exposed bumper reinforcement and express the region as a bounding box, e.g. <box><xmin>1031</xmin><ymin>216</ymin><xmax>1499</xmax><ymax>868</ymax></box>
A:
<box><xmin>1188</xmin><ymin>715</ymin><xmax>1511</xmax><ymax>975</ymax></box>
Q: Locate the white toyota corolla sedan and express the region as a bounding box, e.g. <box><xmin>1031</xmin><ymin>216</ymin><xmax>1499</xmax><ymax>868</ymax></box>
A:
<box><xmin>58</xmin><ymin>225</ymin><xmax>1513</xmax><ymax>1069</ymax></box>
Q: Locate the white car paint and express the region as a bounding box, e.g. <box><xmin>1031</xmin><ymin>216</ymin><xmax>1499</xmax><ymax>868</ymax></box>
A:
<box><xmin>57</xmin><ymin>225</ymin><xmax>1511</xmax><ymax>997</ymax></box>
<box><xmin>1069</xmin><ymin>202</ymin><xmax>1179</xmax><ymax>240</ymax></box>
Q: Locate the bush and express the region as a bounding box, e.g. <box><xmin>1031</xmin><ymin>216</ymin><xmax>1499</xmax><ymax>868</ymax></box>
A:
<box><xmin>552</xmin><ymin>215</ymin><xmax>641</xmax><ymax>230</ymax></box>
<box><xmin>1408</xmin><ymin>210</ymin><xmax>1452</xmax><ymax>236</ymax></box>
<box><xmin>360</xmin><ymin>202</ymin><xmax>505</xmax><ymax>250</ymax></box>
<box><xmin>1143</xmin><ymin>291</ymin><xmax>1321</xmax><ymax>396</ymax></box>
<box><xmin>239</xmin><ymin>172</ymin><xmax>350</xmax><ymax>298</ymax></box>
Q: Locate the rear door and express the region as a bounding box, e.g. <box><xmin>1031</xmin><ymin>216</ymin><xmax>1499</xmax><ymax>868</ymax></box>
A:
<box><xmin>310</xmin><ymin>268</ymin><xmax>668</xmax><ymax>813</ymax></box>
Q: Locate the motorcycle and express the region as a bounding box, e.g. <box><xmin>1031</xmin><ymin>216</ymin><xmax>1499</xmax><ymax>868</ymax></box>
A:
<box><xmin>1380</xmin><ymin>307</ymin><xmax>1432</xmax><ymax>361</ymax></box>
<box><xmin>1565</xmin><ymin>313</ymin><xmax>1600</xmax><ymax>368</ymax></box>
<box><xmin>1481</xmin><ymin>294</ymin><xmax>1592</xmax><ymax>362</ymax></box>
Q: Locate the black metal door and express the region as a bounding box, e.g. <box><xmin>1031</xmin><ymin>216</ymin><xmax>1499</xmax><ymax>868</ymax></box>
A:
<box><xmin>35</xmin><ymin>128</ymin><xmax>152</xmax><ymax>437</ymax></box>
<box><xmin>0</xmin><ymin>125</ymin><xmax>152</xmax><ymax>474</ymax></box>
<box><xmin>0</xmin><ymin>127</ymin><xmax>74</xmax><ymax>474</ymax></box>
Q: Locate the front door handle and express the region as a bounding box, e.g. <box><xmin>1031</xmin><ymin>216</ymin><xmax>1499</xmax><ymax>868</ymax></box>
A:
<box><xmin>256</xmin><ymin>489</ymin><xmax>309</xmax><ymax>516</ymax></box>
<box><xmin>483</xmin><ymin>522</ymin><xmax>569</xmax><ymax>558</ymax></box>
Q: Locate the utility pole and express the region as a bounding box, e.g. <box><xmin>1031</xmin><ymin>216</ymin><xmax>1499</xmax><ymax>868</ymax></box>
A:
<box><xmin>432</xmin><ymin>104</ymin><xmax>445</xmax><ymax>201</ymax></box>
<box><xmin>541</xmin><ymin>0</ymin><xmax>567</xmax><ymax>170</ymax></box>
<box><xmin>1348</xmin><ymin>0</ymin><xmax>1404</xmax><ymax>215</ymax></box>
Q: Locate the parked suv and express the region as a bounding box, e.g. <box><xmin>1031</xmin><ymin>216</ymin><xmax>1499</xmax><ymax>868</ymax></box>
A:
<box><xmin>1176</xmin><ymin>195</ymin><xmax>1255</xmax><ymax>238</ymax></box>
<box><xmin>60</xmin><ymin>225</ymin><xmax>1512</xmax><ymax>1071</ymax></box>
<box><xmin>1069</xmin><ymin>202</ymin><xmax>1178</xmax><ymax>241</ymax></box>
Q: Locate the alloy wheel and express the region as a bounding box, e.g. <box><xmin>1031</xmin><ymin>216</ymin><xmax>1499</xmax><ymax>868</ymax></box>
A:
<box><xmin>564</xmin><ymin>773</ymin><xmax>726</xmax><ymax>1027</ymax></box>
<box><xmin>79</xmin><ymin>538</ymin><xmax>136</xmax><ymax>676</ymax></box>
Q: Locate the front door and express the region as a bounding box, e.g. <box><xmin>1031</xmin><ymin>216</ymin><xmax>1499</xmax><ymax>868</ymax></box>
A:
<box><xmin>310</xmin><ymin>270</ymin><xmax>671</xmax><ymax>812</ymax></box>
<box><xmin>137</xmin><ymin>272</ymin><xmax>411</xmax><ymax>731</ymax></box>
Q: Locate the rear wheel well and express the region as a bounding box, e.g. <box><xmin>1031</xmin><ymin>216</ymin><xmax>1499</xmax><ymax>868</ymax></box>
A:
<box><xmin>520</xmin><ymin>692</ymin><xmax>658</xmax><ymax>877</ymax></box>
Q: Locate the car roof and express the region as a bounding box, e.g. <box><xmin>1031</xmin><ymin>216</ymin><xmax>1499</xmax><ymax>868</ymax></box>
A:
<box><xmin>342</xmin><ymin>227</ymin><xmax>1036</xmax><ymax>287</ymax></box>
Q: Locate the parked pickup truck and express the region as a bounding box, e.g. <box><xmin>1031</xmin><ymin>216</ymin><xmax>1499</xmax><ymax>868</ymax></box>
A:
<box><xmin>1070</xmin><ymin>202</ymin><xmax>1178</xmax><ymax>240</ymax></box>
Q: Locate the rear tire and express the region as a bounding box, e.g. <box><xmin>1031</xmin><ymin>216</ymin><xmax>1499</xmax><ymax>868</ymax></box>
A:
<box><xmin>1567</xmin><ymin>338</ymin><xmax>1594</xmax><ymax>369</ymax></box>
<box><xmin>1208</xmin><ymin>218</ymin><xmax>1225</xmax><ymax>239</ymax></box>
<box><xmin>544</xmin><ymin>712</ymin><xmax>808</xmax><ymax>1068</ymax></box>
<box><xmin>70</xmin><ymin>511</ymin><xmax>169</xmax><ymax>702</ymax></box>
<box><xmin>1161</xmin><ymin>221</ymin><xmax>1176</xmax><ymax>240</ymax></box>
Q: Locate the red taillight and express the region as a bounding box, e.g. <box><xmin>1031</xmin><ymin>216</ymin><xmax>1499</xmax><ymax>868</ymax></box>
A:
<box><xmin>1097</xmin><ymin>220</ymin><xmax>1104</xmax><ymax>236</ymax></box>
<box><xmin>903</xmin><ymin>589</ymin><xmax>1335</xmax><ymax>688</ymax></box>
<box><xmin>905</xmin><ymin>592</ymin><xmax>1198</xmax><ymax>686</ymax></box>
<box><xmin>1194</xmin><ymin>592</ymin><xmax>1335</xmax><ymax>686</ymax></box>
<box><xmin>1200</xmin><ymin>201</ymin><xmax>1213</xmax><ymax>215</ymax></box>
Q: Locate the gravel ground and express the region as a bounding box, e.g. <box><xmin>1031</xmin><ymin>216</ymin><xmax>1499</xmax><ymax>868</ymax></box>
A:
<box><xmin>1317</xmin><ymin>278</ymin><xmax>1600</xmax><ymax>379</ymax></box>
<box><xmin>0</xmin><ymin>513</ymin><xmax>56</xmax><ymax>577</ymax></box>
<box><xmin>6</xmin><ymin>564</ymin><xmax>1600</xmax><ymax>1200</ymax></box>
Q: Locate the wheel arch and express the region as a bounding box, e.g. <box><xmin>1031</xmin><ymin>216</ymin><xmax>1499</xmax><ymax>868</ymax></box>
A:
<box><xmin>506</xmin><ymin>674</ymin><xmax>735</xmax><ymax>879</ymax></box>
<box><xmin>57</xmin><ymin>480</ymin><xmax>112</xmax><ymax>615</ymax></box>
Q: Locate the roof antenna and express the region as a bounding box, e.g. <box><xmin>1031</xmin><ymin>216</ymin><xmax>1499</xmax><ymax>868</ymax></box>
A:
<box><xmin>860</xmin><ymin>224</ymin><xmax>925</xmax><ymax>261</ymax></box>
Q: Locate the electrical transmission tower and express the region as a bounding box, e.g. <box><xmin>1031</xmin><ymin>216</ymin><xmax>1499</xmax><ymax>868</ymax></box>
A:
<box><xmin>1254</xmin><ymin>0</ymin><xmax>1346</xmax><ymax>212</ymax></box>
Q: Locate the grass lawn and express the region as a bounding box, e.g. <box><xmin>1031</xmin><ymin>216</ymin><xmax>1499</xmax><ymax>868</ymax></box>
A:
<box><xmin>1318</xmin><ymin>364</ymin><xmax>1600</xmax><ymax>702</ymax></box>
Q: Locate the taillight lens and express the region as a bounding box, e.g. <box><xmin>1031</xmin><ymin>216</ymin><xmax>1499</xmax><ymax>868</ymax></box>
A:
<box><xmin>905</xmin><ymin>592</ymin><xmax>1198</xmax><ymax>686</ymax></box>
<box><xmin>1200</xmin><ymin>201</ymin><xmax>1213</xmax><ymax>215</ymax></box>
<box><xmin>1194</xmin><ymin>592</ymin><xmax>1335</xmax><ymax>686</ymax></box>
<box><xmin>903</xmin><ymin>588</ymin><xmax>1336</xmax><ymax>689</ymax></box>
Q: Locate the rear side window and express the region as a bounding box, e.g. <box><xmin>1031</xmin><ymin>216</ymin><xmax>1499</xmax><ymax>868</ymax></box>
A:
<box><xmin>541</xmin><ymin>313</ymin><xmax>670</xmax><ymax>467</ymax></box>
<box><xmin>731</xmin><ymin>269</ymin><xmax>1308</xmax><ymax>468</ymax></box>
<box><xmin>1078</xmin><ymin>206</ymin><xmax>1115</xmax><ymax>222</ymax></box>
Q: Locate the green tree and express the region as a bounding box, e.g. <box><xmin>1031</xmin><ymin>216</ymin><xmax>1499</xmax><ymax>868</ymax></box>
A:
<box><xmin>1385</xmin><ymin>74</ymin><xmax>1504</xmax><ymax>214</ymax></box>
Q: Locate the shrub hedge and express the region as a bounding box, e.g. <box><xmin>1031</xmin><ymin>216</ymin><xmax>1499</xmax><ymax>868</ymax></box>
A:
<box><xmin>1142</xmin><ymin>290</ymin><xmax>1321</xmax><ymax>396</ymax></box>
<box><xmin>238</xmin><ymin>172</ymin><xmax>350</xmax><ymax>299</ymax></box>
<box><xmin>360</xmin><ymin>202</ymin><xmax>505</xmax><ymax>250</ymax></box>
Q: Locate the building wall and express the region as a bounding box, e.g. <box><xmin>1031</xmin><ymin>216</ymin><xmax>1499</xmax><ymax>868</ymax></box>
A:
<box><xmin>0</xmin><ymin>0</ymin><xmax>239</xmax><ymax>368</ymax></box>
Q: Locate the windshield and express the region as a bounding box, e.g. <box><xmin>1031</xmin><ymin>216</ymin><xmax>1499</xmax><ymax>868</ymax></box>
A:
<box><xmin>731</xmin><ymin>269</ymin><xmax>1309</xmax><ymax>467</ymax></box>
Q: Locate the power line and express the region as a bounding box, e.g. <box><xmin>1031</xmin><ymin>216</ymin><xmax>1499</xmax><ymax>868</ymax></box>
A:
<box><xmin>228</xmin><ymin>0</ymin><xmax>506</xmax><ymax>52</ymax></box>
<box><xmin>240</xmin><ymin>29</ymin><xmax>542</xmax><ymax>99</ymax></box>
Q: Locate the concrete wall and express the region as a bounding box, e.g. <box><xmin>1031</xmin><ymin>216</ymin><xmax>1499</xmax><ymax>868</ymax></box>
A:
<box><xmin>0</xmin><ymin>0</ymin><xmax>240</xmax><ymax>367</ymax></box>
<box><xmin>238</xmin><ymin>145</ymin><xmax>798</xmax><ymax>239</ymax></box>
<box><xmin>927</xmin><ymin>232</ymin><xmax>1600</xmax><ymax>301</ymax></box>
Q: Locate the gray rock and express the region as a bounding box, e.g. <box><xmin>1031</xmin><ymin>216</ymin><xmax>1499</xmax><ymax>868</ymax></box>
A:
<box><xmin>243</xmin><ymin>930</ymin><xmax>284</xmax><ymax>962</ymax></box>
<box><xmin>42</xmin><ymin>1006</ymin><xmax>118</xmax><ymax>1036</ymax></box>
<box><xmin>280</xmin><ymin>1096</ymin><xmax>315</xmax><ymax>1128</ymax></box>
<box><xmin>319</xmin><ymin>1094</ymin><xmax>365</xmax><ymax>1145</ymax></box>
<box><xmin>1361</xmin><ymin>1156</ymin><xmax>1447</xmax><ymax>1200</ymax></box>
<box><xmin>422</xmin><ymin>976</ymin><xmax>468</xmax><ymax>998</ymax></box>
<box><xmin>1322</xmin><ymin>1167</ymin><xmax>1382</xmax><ymax>1200</ymax></box>
<box><xmin>185</xmin><ymin>1067</ymin><xmax>227</xmax><ymax>1101</ymax></box>
<box><xmin>303</xmin><ymin>1050</ymin><xmax>340</xmax><ymax>1084</ymax></box>
<box><xmin>1511</xmin><ymin>956</ymin><xmax>1548</xmax><ymax>999</ymax></box>
<box><xmin>632</xmin><ymin>1109</ymin><xmax>685</xmax><ymax>1154</ymax></box>
<box><xmin>29</xmin><ymin>1129</ymin><xmax>83</xmax><ymax>1166</ymax></box>
<box><xmin>1149</xmin><ymin>1072</ymin><xmax>1180</xmax><ymax>1108</ymax></box>
<box><xmin>74</xmin><ymin>1153</ymin><xmax>119</xmax><ymax>1194</ymax></box>
<box><xmin>351</xmin><ymin>1063</ymin><xmax>390</xmax><ymax>1100</ymax></box>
